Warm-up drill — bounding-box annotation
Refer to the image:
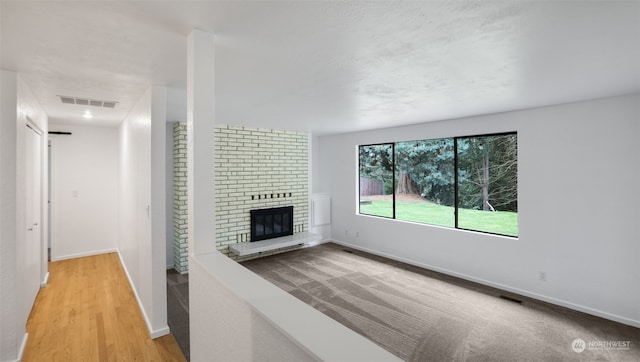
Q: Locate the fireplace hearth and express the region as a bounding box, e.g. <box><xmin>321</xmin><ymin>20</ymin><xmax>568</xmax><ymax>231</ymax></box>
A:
<box><xmin>250</xmin><ymin>206</ymin><xmax>294</xmax><ymax>242</ymax></box>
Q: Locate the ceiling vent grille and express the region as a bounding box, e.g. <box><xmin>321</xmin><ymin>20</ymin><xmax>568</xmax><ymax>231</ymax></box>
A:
<box><xmin>58</xmin><ymin>95</ymin><xmax>118</xmax><ymax>108</ymax></box>
<box><xmin>60</xmin><ymin>96</ymin><xmax>75</xmax><ymax>104</ymax></box>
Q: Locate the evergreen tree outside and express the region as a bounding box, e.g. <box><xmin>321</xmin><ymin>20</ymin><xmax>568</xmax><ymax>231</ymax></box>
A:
<box><xmin>394</xmin><ymin>138</ymin><xmax>455</xmax><ymax>227</ymax></box>
<box><xmin>457</xmin><ymin>134</ymin><xmax>518</xmax><ymax>212</ymax></box>
<box><xmin>395</xmin><ymin>138</ymin><xmax>455</xmax><ymax>205</ymax></box>
<box><xmin>359</xmin><ymin>144</ymin><xmax>393</xmax><ymax>218</ymax></box>
<box><xmin>457</xmin><ymin>134</ymin><xmax>517</xmax><ymax>235</ymax></box>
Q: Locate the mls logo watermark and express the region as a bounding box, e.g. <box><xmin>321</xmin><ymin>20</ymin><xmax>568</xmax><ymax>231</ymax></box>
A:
<box><xmin>572</xmin><ymin>339</ymin><xmax>586</xmax><ymax>353</ymax></box>
<box><xmin>572</xmin><ymin>338</ymin><xmax>631</xmax><ymax>353</ymax></box>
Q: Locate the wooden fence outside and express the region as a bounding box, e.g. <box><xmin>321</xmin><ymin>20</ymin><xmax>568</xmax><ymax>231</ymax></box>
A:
<box><xmin>359</xmin><ymin>177</ymin><xmax>383</xmax><ymax>196</ymax></box>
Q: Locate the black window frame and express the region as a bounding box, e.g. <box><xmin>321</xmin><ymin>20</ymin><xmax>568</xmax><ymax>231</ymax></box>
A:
<box><xmin>358</xmin><ymin>142</ymin><xmax>395</xmax><ymax>219</ymax></box>
<box><xmin>358</xmin><ymin>131</ymin><xmax>518</xmax><ymax>238</ymax></box>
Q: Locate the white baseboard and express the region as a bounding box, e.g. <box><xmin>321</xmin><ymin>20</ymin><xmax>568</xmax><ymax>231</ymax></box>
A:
<box><xmin>116</xmin><ymin>250</ymin><xmax>170</xmax><ymax>339</ymax></box>
<box><xmin>11</xmin><ymin>333</ymin><xmax>28</xmax><ymax>362</ymax></box>
<box><xmin>331</xmin><ymin>239</ymin><xmax>640</xmax><ymax>328</ymax></box>
<box><xmin>52</xmin><ymin>248</ymin><xmax>118</xmax><ymax>262</ymax></box>
<box><xmin>151</xmin><ymin>326</ymin><xmax>171</xmax><ymax>339</ymax></box>
<box><xmin>40</xmin><ymin>272</ymin><xmax>50</xmax><ymax>287</ymax></box>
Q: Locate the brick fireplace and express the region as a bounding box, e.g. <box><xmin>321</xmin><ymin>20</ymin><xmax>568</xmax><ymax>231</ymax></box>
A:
<box><xmin>214</xmin><ymin>125</ymin><xmax>309</xmax><ymax>260</ymax></box>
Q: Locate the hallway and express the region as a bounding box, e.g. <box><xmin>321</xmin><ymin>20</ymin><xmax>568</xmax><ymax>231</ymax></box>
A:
<box><xmin>23</xmin><ymin>253</ymin><xmax>185</xmax><ymax>361</ymax></box>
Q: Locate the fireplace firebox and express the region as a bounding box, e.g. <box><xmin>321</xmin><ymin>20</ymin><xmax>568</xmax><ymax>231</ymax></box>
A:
<box><xmin>250</xmin><ymin>206</ymin><xmax>294</xmax><ymax>242</ymax></box>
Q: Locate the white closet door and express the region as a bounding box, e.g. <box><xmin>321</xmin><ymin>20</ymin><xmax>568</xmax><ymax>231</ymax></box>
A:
<box><xmin>24</xmin><ymin>125</ymin><xmax>42</xmax><ymax>317</ymax></box>
<box><xmin>33</xmin><ymin>128</ymin><xmax>42</xmax><ymax>280</ymax></box>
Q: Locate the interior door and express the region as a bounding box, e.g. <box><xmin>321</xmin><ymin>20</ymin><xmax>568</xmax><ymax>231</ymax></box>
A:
<box><xmin>24</xmin><ymin>124</ymin><xmax>42</xmax><ymax>316</ymax></box>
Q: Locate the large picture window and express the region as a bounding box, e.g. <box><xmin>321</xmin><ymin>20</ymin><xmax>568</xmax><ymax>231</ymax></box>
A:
<box><xmin>358</xmin><ymin>132</ymin><xmax>518</xmax><ymax>237</ymax></box>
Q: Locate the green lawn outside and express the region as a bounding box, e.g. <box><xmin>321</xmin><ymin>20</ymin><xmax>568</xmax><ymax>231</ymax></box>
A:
<box><xmin>359</xmin><ymin>200</ymin><xmax>518</xmax><ymax>237</ymax></box>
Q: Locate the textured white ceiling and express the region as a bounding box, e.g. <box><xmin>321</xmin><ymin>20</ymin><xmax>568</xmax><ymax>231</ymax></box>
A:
<box><xmin>1</xmin><ymin>1</ymin><xmax>639</xmax><ymax>134</ymax></box>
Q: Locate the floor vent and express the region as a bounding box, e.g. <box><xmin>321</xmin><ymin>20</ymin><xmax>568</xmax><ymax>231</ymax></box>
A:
<box><xmin>499</xmin><ymin>295</ymin><xmax>523</xmax><ymax>304</ymax></box>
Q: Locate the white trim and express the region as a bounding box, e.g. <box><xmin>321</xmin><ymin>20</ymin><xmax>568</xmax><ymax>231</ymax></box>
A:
<box><xmin>11</xmin><ymin>333</ymin><xmax>28</xmax><ymax>362</ymax></box>
<box><xmin>150</xmin><ymin>326</ymin><xmax>171</xmax><ymax>339</ymax></box>
<box><xmin>331</xmin><ymin>239</ymin><xmax>640</xmax><ymax>328</ymax></box>
<box><xmin>116</xmin><ymin>250</ymin><xmax>170</xmax><ymax>339</ymax></box>
<box><xmin>40</xmin><ymin>271</ymin><xmax>50</xmax><ymax>287</ymax></box>
<box><xmin>51</xmin><ymin>248</ymin><xmax>118</xmax><ymax>262</ymax></box>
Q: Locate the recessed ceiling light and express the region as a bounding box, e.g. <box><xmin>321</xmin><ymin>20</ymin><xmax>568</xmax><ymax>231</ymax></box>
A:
<box><xmin>83</xmin><ymin>110</ymin><xmax>93</xmax><ymax>120</ymax></box>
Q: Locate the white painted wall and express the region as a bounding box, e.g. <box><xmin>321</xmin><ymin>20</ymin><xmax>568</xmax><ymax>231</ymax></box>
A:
<box><xmin>1</xmin><ymin>71</ymin><xmax>48</xmax><ymax>362</ymax></box>
<box><xmin>1</xmin><ymin>70</ymin><xmax>22</xmax><ymax>362</ymax></box>
<box><xmin>149</xmin><ymin>87</ymin><xmax>168</xmax><ymax>334</ymax></box>
<box><xmin>117</xmin><ymin>86</ymin><xmax>168</xmax><ymax>338</ymax></box>
<box><xmin>49</xmin><ymin>124</ymin><xmax>118</xmax><ymax>261</ymax></box>
<box><xmin>187</xmin><ymin>29</ymin><xmax>217</xmax><ymax>256</ymax></box>
<box><xmin>316</xmin><ymin>94</ymin><xmax>640</xmax><ymax>327</ymax></box>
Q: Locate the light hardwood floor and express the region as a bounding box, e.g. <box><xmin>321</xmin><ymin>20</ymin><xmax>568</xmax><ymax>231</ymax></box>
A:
<box><xmin>23</xmin><ymin>252</ymin><xmax>186</xmax><ymax>361</ymax></box>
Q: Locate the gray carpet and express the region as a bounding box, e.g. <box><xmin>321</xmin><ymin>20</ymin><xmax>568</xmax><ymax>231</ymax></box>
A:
<box><xmin>242</xmin><ymin>242</ymin><xmax>640</xmax><ymax>361</ymax></box>
<box><xmin>167</xmin><ymin>269</ymin><xmax>190</xmax><ymax>361</ymax></box>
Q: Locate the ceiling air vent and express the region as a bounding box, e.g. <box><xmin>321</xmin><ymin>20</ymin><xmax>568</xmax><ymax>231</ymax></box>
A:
<box><xmin>58</xmin><ymin>95</ymin><xmax>118</xmax><ymax>109</ymax></box>
<box><xmin>60</xmin><ymin>96</ymin><xmax>75</xmax><ymax>104</ymax></box>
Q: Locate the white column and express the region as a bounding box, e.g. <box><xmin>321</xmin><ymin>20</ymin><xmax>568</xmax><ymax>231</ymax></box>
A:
<box><xmin>187</xmin><ymin>29</ymin><xmax>216</xmax><ymax>256</ymax></box>
<box><xmin>150</xmin><ymin>86</ymin><xmax>169</xmax><ymax>336</ymax></box>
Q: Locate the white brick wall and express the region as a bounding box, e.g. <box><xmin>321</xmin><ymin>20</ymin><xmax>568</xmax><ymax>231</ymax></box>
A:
<box><xmin>173</xmin><ymin>123</ymin><xmax>189</xmax><ymax>273</ymax></box>
<box><xmin>215</xmin><ymin>125</ymin><xmax>309</xmax><ymax>260</ymax></box>
<box><xmin>172</xmin><ymin>124</ymin><xmax>310</xmax><ymax>264</ymax></box>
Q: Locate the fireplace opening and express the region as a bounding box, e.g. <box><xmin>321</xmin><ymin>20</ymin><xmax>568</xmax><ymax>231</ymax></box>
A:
<box><xmin>250</xmin><ymin>206</ymin><xmax>293</xmax><ymax>242</ymax></box>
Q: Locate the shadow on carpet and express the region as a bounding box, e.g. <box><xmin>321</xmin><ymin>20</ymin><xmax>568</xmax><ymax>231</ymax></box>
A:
<box><xmin>241</xmin><ymin>242</ymin><xmax>640</xmax><ymax>362</ymax></box>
